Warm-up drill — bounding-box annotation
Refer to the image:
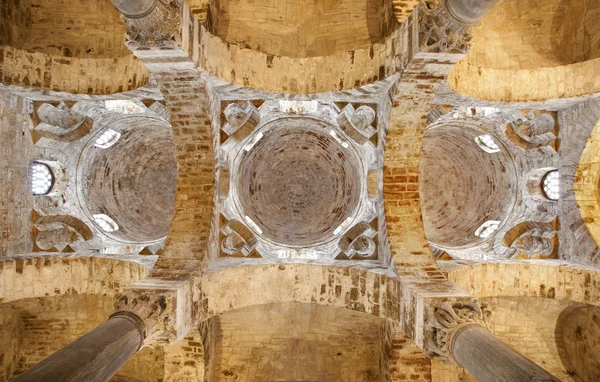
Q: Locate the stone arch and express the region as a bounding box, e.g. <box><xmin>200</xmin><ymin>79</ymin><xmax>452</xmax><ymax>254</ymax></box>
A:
<box><xmin>199</xmin><ymin>302</ymin><xmax>388</xmax><ymax>381</ymax></box>
<box><xmin>197</xmin><ymin>264</ymin><xmax>401</xmax><ymax>322</ymax></box>
<box><xmin>445</xmin><ymin>261</ymin><xmax>600</xmax><ymax>306</ymax></box>
<box><xmin>575</xmin><ymin>118</ymin><xmax>600</xmax><ymax>247</ymax></box>
<box><xmin>0</xmin><ymin>254</ymin><xmax>150</xmax><ymax>304</ymax></box>
<box><xmin>196</xmin><ymin>0</ymin><xmax>413</xmax><ymax>93</ymax></box>
<box><xmin>0</xmin><ymin>0</ymin><xmax>149</xmax><ymax>94</ymax></box>
<box><xmin>448</xmin><ymin>0</ymin><xmax>600</xmax><ymax>101</ymax></box>
<box><xmin>555</xmin><ymin>304</ymin><xmax>600</xmax><ymax>381</ymax></box>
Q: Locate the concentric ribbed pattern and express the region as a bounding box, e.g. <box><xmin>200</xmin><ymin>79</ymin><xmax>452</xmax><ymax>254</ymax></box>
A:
<box><xmin>80</xmin><ymin>117</ymin><xmax>177</xmax><ymax>242</ymax></box>
<box><xmin>420</xmin><ymin>123</ymin><xmax>517</xmax><ymax>248</ymax></box>
<box><xmin>236</xmin><ymin>118</ymin><xmax>362</xmax><ymax>246</ymax></box>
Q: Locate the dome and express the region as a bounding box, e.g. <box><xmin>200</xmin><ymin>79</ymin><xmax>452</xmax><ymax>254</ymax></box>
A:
<box><xmin>235</xmin><ymin>118</ymin><xmax>363</xmax><ymax>247</ymax></box>
<box><xmin>420</xmin><ymin>122</ymin><xmax>517</xmax><ymax>249</ymax></box>
<box><xmin>78</xmin><ymin>116</ymin><xmax>177</xmax><ymax>243</ymax></box>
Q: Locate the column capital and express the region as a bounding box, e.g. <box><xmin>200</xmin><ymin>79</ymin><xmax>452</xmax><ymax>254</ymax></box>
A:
<box><xmin>114</xmin><ymin>288</ymin><xmax>179</xmax><ymax>346</ymax></box>
<box><xmin>425</xmin><ymin>299</ymin><xmax>490</xmax><ymax>362</ymax></box>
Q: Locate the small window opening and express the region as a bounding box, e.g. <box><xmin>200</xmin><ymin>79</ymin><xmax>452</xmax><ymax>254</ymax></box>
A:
<box><xmin>475</xmin><ymin>134</ymin><xmax>500</xmax><ymax>153</ymax></box>
<box><xmin>542</xmin><ymin>170</ymin><xmax>559</xmax><ymax>201</ymax></box>
<box><xmin>475</xmin><ymin>220</ymin><xmax>501</xmax><ymax>238</ymax></box>
<box><xmin>93</xmin><ymin>214</ymin><xmax>119</xmax><ymax>232</ymax></box>
<box><xmin>31</xmin><ymin>162</ymin><xmax>54</xmax><ymax>195</ymax></box>
<box><xmin>94</xmin><ymin>129</ymin><xmax>121</xmax><ymax>149</ymax></box>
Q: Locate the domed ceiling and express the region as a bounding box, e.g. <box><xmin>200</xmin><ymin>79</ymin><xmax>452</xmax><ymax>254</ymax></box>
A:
<box><xmin>78</xmin><ymin>115</ymin><xmax>177</xmax><ymax>244</ymax></box>
<box><xmin>217</xmin><ymin>100</ymin><xmax>383</xmax><ymax>262</ymax></box>
<box><xmin>236</xmin><ymin>118</ymin><xmax>362</xmax><ymax>247</ymax></box>
<box><xmin>420</xmin><ymin>122</ymin><xmax>518</xmax><ymax>249</ymax></box>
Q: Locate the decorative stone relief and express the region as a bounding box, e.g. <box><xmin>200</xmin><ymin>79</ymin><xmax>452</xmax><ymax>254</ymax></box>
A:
<box><xmin>502</xmin><ymin>221</ymin><xmax>557</xmax><ymax>259</ymax></box>
<box><xmin>506</xmin><ymin>112</ymin><xmax>557</xmax><ymax>150</ymax></box>
<box><xmin>220</xmin><ymin>218</ymin><xmax>259</xmax><ymax>257</ymax></box>
<box><xmin>337</xmin><ymin>221</ymin><xmax>377</xmax><ymax>259</ymax></box>
<box><xmin>418</xmin><ymin>0</ymin><xmax>473</xmax><ymax>54</ymax></box>
<box><xmin>426</xmin><ymin>299</ymin><xmax>490</xmax><ymax>361</ymax></box>
<box><xmin>222</xmin><ymin>101</ymin><xmax>261</xmax><ymax>143</ymax></box>
<box><xmin>34</xmin><ymin>102</ymin><xmax>93</xmax><ymax>142</ymax></box>
<box><xmin>337</xmin><ymin>104</ymin><xmax>376</xmax><ymax>144</ymax></box>
<box><xmin>34</xmin><ymin>215</ymin><xmax>93</xmax><ymax>252</ymax></box>
<box><xmin>113</xmin><ymin>289</ymin><xmax>178</xmax><ymax>345</ymax></box>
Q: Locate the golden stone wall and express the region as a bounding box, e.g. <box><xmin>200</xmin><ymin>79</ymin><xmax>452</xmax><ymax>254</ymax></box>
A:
<box><xmin>448</xmin><ymin>0</ymin><xmax>600</xmax><ymax>101</ymax></box>
<box><xmin>575</xmin><ymin>118</ymin><xmax>600</xmax><ymax>247</ymax></box>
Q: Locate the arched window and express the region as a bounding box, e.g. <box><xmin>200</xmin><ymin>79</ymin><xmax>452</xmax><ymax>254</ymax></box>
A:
<box><xmin>475</xmin><ymin>220</ymin><xmax>501</xmax><ymax>238</ymax></box>
<box><xmin>94</xmin><ymin>129</ymin><xmax>121</xmax><ymax>149</ymax></box>
<box><xmin>31</xmin><ymin>162</ymin><xmax>54</xmax><ymax>195</ymax></box>
<box><xmin>542</xmin><ymin>170</ymin><xmax>559</xmax><ymax>200</ymax></box>
<box><xmin>93</xmin><ymin>214</ymin><xmax>119</xmax><ymax>232</ymax></box>
<box><xmin>475</xmin><ymin>134</ymin><xmax>501</xmax><ymax>153</ymax></box>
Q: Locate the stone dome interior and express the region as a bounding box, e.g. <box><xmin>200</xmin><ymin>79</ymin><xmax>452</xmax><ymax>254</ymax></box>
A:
<box><xmin>78</xmin><ymin>116</ymin><xmax>177</xmax><ymax>243</ymax></box>
<box><xmin>235</xmin><ymin>117</ymin><xmax>363</xmax><ymax>247</ymax></box>
<box><xmin>420</xmin><ymin>122</ymin><xmax>518</xmax><ymax>249</ymax></box>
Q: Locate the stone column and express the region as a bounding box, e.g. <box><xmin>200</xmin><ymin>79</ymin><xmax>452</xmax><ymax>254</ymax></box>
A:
<box><xmin>452</xmin><ymin>325</ymin><xmax>560</xmax><ymax>381</ymax></box>
<box><xmin>428</xmin><ymin>300</ymin><xmax>560</xmax><ymax>382</ymax></box>
<box><xmin>11</xmin><ymin>312</ymin><xmax>144</xmax><ymax>382</ymax></box>
<box><xmin>12</xmin><ymin>287</ymin><xmax>181</xmax><ymax>382</ymax></box>
<box><xmin>110</xmin><ymin>0</ymin><xmax>158</xmax><ymax>18</ymax></box>
<box><xmin>445</xmin><ymin>0</ymin><xmax>501</xmax><ymax>23</ymax></box>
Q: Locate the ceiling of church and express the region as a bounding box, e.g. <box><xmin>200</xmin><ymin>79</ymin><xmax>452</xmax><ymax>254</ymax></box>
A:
<box><xmin>1</xmin><ymin>0</ymin><xmax>600</xmax><ymax>381</ymax></box>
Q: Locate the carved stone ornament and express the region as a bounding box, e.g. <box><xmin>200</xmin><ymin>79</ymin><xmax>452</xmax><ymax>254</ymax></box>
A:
<box><xmin>113</xmin><ymin>289</ymin><xmax>177</xmax><ymax>345</ymax></box>
<box><xmin>418</xmin><ymin>0</ymin><xmax>473</xmax><ymax>54</ymax></box>
<box><xmin>426</xmin><ymin>300</ymin><xmax>490</xmax><ymax>361</ymax></box>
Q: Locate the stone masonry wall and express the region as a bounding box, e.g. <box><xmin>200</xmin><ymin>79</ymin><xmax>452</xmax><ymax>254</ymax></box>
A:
<box><xmin>0</xmin><ymin>92</ymin><xmax>33</xmax><ymax>258</ymax></box>
<box><xmin>214</xmin><ymin>303</ymin><xmax>384</xmax><ymax>381</ymax></box>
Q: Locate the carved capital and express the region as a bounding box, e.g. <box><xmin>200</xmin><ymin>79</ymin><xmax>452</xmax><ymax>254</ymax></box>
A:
<box><xmin>114</xmin><ymin>289</ymin><xmax>178</xmax><ymax>346</ymax></box>
<box><xmin>426</xmin><ymin>299</ymin><xmax>490</xmax><ymax>362</ymax></box>
<box><xmin>418</xmin><ymin>1</ymin><xmax>473</xmax><ymax>54</ymax></box>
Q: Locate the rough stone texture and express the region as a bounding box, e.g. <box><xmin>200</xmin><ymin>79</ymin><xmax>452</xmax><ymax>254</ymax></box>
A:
<box><xmin>235</xmin><ymin>118</ymin><xmax>362</xmax><ymax>247</ymax></box>
<box><xmin>198</xmin><ymin>7</ymin><xmax>418</xmax><ymax>93</ymax></box>
<box><xmin>0</xmin><ymin>0</ymin><xmax>150</xmax><ymax>94</ymax></box>
<box><xmin>9</xmin><ymin>294</ymin><xmax>116</xmax><ymax>377</ymax></box>
<box><xmin>162</xmin><ymin>329</ymin><xmax>205</xmax><ymax>381</ymax></box>
<box><xmin>210</xmin><ymin>303</ymin><xmax>384</xmax><ymax>381</ymax></box>
<box><xmin>0</xmin><ymin>254</ymin><xmax>150</xmax><ymax>304</ymax></box>
<box><xmin>421</xmin><ymin>109</ymin><xmax>559</xmax><ymax>262</ymax></box>
<box><xmin>132</xmin><ymin>49</ymin><xmax>215</xmax><ymax>275</ymax></box>
<box><xmin>448</xmin><ymin>0</ymin><xmax>600</xmax><ymax>101</ymax></box>
<box><xmin>207</xmin><ymin>0</ymin><xmax>397</xmax><ymax>58</ymax></box>
<box><xmin>0</xmin><ymin>304</ymin><xmax>23</xmax><ymax>381</ymax></box>
<box><xmin>0</xmin><ymin>92</ymin><xmax>33</xmax><ymax>257</ymax></box>
<box><xmin>573</xmin><ymin>117</ymin><xmax>600</xmax><ymax>259</ymax></box>
<box><xmin>388</xmin><ymin>330</ymin><xmax>432</xmax><ymax>381</ymax></box>
<box><xmin>444</xmin><ymin>260</ymin><xmax>600</xmax><ymax>306</ymax></box>
<box><xmin>197</xmin><ymin>264</ymin><xmax>401</xmax><ymax>321</ymax></box>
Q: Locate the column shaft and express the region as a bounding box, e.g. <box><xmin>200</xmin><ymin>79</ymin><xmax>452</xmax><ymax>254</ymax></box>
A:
<box><xmin>110</xmin><ymin>0</ymin><xmax>157</xmax><ymax>18</ymax></box>
<box><xmin>445</xmin><ymin>0</ymin><xmax>501</xmax><ymax>23</ymax></box>
<box><xmin>12</xmin><ymin>313</ymin><xmax>144</xmax><ymax>382</ymax></box>
<box><xmin>451</xmin><ymin>325</ymin><xmax>560</xmax><ymax>382</ymax></box>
